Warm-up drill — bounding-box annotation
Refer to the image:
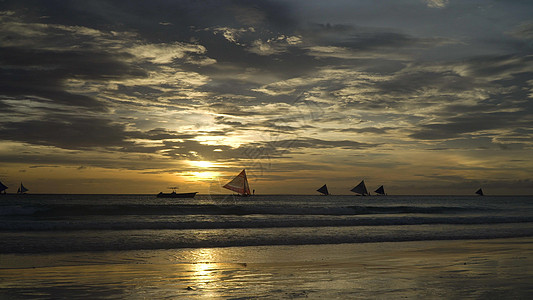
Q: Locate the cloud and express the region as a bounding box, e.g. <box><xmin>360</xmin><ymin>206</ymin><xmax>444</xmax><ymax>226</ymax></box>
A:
<box><xmin>408</xmin><ymin>112</ymin><xmax>533</xmax><ymax>141</ymax></box>
<box><xmin>423</xmin><ymin>0</ymin><xmax>449</xmax><ymax>9</ymax></box>
<box><xmin>508</xmin><ymin>21</ymin><xmax>533</xmax><ymax>41</ymax></box>
<box><xmin>128</xmin><ymin>42</ymin><xmax>211</xmax><ymax>64</ymax></box>
<box><xmin>0</xmin><ymin>115</ymin><xmax>132</xmax><ymax>149</ymax></box>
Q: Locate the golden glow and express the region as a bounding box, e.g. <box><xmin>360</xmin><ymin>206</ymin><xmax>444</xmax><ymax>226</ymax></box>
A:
<box><xmin>186</xmin><ymin>248</ymin><xmax>220</xmax><ymax>297</ymax></box>
<box><xmin>185</xmin><ymin>171</ymin><xmax>220</xmax><ymax>181</ymax></box>
<box><xmin>189</xmin><ymin>160</ymin><xmax>215</xmax><ymax>168</ymax></box>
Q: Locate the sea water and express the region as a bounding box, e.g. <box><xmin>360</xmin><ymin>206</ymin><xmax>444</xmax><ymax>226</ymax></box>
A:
<box><xmin>1</xmin><ymin>194</ymin><xmax>532</xmax><ymax>253</ymax></box>
<box><xmin>1</xmin><ymin>194</ymin><xmax>533</xmax><ymax>299</ymax></box>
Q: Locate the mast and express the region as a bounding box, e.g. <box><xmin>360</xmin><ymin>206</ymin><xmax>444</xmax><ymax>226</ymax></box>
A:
<box><xmin>223</xmin><ymin>169</ymin><xmax>251</xmax><ymax>196</ymax></box>
<box><xmin>350</xmin><ymin>180</ymin><xmax>368</xmax><ymax>196</ymax></box>
<box><xmin>317</xmin><ymin>184</ymin><xmax>329</xmax><ymax>195</ymax></box>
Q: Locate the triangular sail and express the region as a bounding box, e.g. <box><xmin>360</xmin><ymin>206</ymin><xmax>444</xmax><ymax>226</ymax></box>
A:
<box><xmin>0</xmin><ymin>181</ymin><xmax>7</xmax><ymax>192</ymax></box>
<box><xmin>223</xmin><ymin>169</ymin><xmax>251</xmax><ymax>195</ymax></box>
<box><xmin>351</xmin><ymin>180</ymin><xmax>368</xmax><ymax>195</ymax></box>
<box><xmin>17</xmin><ymin>183</ymin><xmax>28</xmax><ymax>194</ymax></box>
<box><xmin>374</xmin><ymin>185</ymin><xmax>385</xmax><ymax>195</ymax></box>
<box><xmin>475</xmin><ymin>188</ymin><xmax>484</xmax><ymax>196</ymax></box>
<box><xmin>317</xmin><ymin>184</ymin><xmax>329</xmax><ymax>195</ymax></box>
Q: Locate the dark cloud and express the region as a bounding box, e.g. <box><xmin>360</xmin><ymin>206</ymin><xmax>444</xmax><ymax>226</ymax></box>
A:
<box><xmin>262</xmin><ymin>138</ymin><xmax>378</xmax><ymax>150</ymax></box>
<box><xmin>0</xmin><ymin>46</ymin><xmax>145</xmax><ymax>111</ymax></box>
<box><xmin>0</xmin><ymin>115</ymin><xmax>132</xmax><ymax>149</ymax></box>
<box><xmin>127</xmin><ymin>128</ymin><xmax>196</xmax><ymax>141</ymax></box>
<box><xmin>376</xmin><ymin>70</ymin><xmax>474</xmax><ymax>95</ymax></box>
<box><xmin>464</xmin><ymin>54</ymin><xmax>533</xmax><ymax>79</ymax></box>
<box><xmin>337</xmin><ymin>127</ymin><xmax>396</xmax><ymax>134</ymax></box>
<box><xmin>409</xmin><ymin>112</ymin><xmax>533</xmax><ymax>141</ymax></box>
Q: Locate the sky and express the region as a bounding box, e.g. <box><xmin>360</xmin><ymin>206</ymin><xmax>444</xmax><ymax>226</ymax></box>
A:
<box><xmin>1</xmin><ymin>0</ymin><xmax>532</xmax><ymax>195</ymax></box>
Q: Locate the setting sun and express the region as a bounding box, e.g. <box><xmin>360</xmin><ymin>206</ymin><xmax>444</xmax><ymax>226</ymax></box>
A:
<box><xmin>189</xmin><ymin>161</ymin><xmax>215</xmax><ymax>168</ymax></box>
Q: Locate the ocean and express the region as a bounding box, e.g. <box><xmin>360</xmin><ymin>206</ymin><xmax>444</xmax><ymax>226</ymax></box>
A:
<box><xmin>1</xmin><ymin>194</ymin><xmax>533</xmax><ymax>299</ymax></box>
<box><xmin>1</xmin><ymin>194</ymin><xmax>532</xmax><ymax>253</ymax></box>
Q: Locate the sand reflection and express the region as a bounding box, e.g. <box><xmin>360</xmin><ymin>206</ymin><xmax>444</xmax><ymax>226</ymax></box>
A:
<box><xmin>184</xmin><ymin>248</ymin><xmax>222</xmax><ymax>297</ymax></box>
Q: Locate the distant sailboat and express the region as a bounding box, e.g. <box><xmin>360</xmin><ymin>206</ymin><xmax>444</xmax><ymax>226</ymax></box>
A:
<box><xmin>0</xmin><ymin>181</ymin><xmax>7</xmax><ymax>194</ymax></box>
<box><xmin>317</xmin><ymin>184</ymin><xmax>329</xmax><ymax>195</ymax></box>
<box><xmin>223</xmin><ymin>169</ymin><xmax>251</xmax><ymax>196</ymax></box>
<box><xmin>351</xmin><ymin>180</ymin><xmax>368</xmax><ymax>196</ymax></box>
<box><xmin>475</xmin><ymin>188</ymin><xmax>484</xmax><ymax>196</ymax></box>
<box><xmin>374</xmin><ymin>185</ymin><xmax>386</xmax><ymax>195</ymax></box>
<box><xmin>17</xmin><ymin>183</ymin><xmax>28</xmax><ymax>194</ymax></box>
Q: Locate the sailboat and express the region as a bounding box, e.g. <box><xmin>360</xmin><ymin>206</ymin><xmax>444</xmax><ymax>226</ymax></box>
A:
<box><xmin>374</xmin><ymin>185</ymin><xmax>386</xmax><ymax>195</ymax></box>
<box><xmin>350</xmin><ymin>180</ymin><xmax>368</xmax><ymax>196</ymax></box>
<box><xmin>223</xmin><ymin>169</ymin><xmax>251</xmax><ymax>196</ymax></box>
<box><xmin>0</xmin><ymin>181</ymin><xmax>7</xmax><ymax>194</ymax></box>
<box><xmin>317</xmin><ymin>184</ymin><xmax>329</xmax><ymax>195</ymax></box>
<box><xmin>17</xmin><ymin>183</ymin><xmax>29</xmax><ymax>194</ymax></box>
<box><xmin>475</xmin><ymin>188</ymin><xmax>484</xmax><ymax>196</ymax></box>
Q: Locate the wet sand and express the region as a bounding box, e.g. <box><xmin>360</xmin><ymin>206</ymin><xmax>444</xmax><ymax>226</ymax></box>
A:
<box><xmin>1</xmin><ymin>238</ymin><xmax>532</xmax><ymax>299</ymax></box>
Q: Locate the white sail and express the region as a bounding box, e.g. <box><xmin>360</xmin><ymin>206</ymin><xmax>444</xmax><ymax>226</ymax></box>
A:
<box><xmin>223</xmin><ymin>169</ymin><xmax>251</xmax><ymax>195</ymax></box>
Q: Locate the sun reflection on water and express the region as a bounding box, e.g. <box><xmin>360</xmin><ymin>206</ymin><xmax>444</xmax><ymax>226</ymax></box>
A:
<box><xmin>186</xmin><ymin>248</ymin><xmax>220</xmax><ymax>296</ymax></box>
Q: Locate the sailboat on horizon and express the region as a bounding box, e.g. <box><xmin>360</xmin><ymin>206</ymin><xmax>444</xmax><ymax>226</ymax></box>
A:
<box><xmin>0</xmin><ymin>181</ymin><xmax>7</xmax><ymax>194</ymax></box>
<box><xmin>374</xmin><ymin>185</ymin><xmax>386</xmax><ymax>195</ymax></box>
<box><xmin>475</xmin><ymin>188</ymin><xmax>484</xmax><ymax>196</ymax></box>
<box><xmin>316</xmin><ymin>184</ymin><xmax>329</xmax><ymax>195</ymax></box>
<box><xmin>350</xmin><ymin>180</ymin><xmax>368</xmax><ymax>196</ymax></box>
<box><xmin>17</xmin><ymin>183</ymin><xmax>29</xmax><ymax>194</ymax></box>
<box><xmin>223</xmin><ymin>169</ymin><xmax>252</xmax><ymax>196</ymax></box>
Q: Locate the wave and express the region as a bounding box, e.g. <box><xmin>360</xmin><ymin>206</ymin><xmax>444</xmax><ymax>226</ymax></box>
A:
<box><xmin>2</xmin><ymin>223</ymin><xmax>532</xmax><ymax>254</ymax></box>
<box><xmin>1</xmin><ymin>215</ymin><xmax>531</xmax><ymax>231</ymax></box>
<box><xmin>0</xmin><ymin>203</ymin><xmax>489</xmax><ymax>217</ymax></box>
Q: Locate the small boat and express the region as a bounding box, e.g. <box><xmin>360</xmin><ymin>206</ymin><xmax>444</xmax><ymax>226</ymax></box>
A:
<box><xmin>475</xmin><ymin>188</ymin><xmax>484</xmax><ymax>196</ymax></box>
<box><xmin>223</xmin><ymin>169</ymin><xmax>251</xmax><ymax>196</ymax></box>
<box><xmin>350</xmin><ymin>180</ymin><xmax>368</xmax><ymax>196</ymax></box>
<box><xmin>374</xmin><ymin>185</ymin><xmax>386</xmax><ymax>195</ymax></box>
<box><xmin>0</xmin><ymin>181</ymin><xmax>7</xmax><ymax>194</ymax></box>
<box><xmin>317</xmin><ymin>184</ymin><xmax>329</xmax><ymax>195</ymax></box>
<box><xmin>157</xmin><ymin>191</ymin><xmax>197</xmax><ymax>198</ymax></box>
<box><xmin>17</xmin><ymin>182</ymin><xmax>29</xmax><ymax>194</ymax></box>
<box><xmin>156</xmin><ymin>187</ymin><xmax>197</xmax><ymax>198</ymax></box>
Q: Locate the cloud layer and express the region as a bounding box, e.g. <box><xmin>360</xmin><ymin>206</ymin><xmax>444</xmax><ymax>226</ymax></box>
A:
<box><xmin>1</xmin><ymin>1</ymin><xmax>532</xmax><ymax>194</ymax></box>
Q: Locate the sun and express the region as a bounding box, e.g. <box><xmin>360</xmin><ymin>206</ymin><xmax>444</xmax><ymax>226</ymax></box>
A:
<box><xmin>190</xmin><ymin>161</ymin><xmax>215</xmax><ymax>168</ymax></box>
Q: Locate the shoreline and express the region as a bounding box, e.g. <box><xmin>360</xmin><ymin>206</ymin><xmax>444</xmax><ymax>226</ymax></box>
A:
<box><xmin>1</xmin><ymin>237</ymin><xmax>532</xmax><ymax>298</ymax></box>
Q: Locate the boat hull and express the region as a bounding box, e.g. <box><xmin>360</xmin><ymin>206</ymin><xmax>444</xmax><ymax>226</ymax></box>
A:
<box><xmin>156</xmin><ymin>192</ymin><xmax>197</xmax><ymax>198</ymax></box>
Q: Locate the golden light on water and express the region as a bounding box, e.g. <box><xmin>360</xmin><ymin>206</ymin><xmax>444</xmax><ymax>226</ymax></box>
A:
<box><xmin>186</xmin><ymin>248</ymin><xmax>219</xmax><ymax>297</ymax></box>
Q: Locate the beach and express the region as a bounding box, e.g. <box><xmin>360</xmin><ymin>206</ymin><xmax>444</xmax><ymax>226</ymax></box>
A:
<box><xmin>1</xmin><ymin>237</ymin><xmax>532</xmax><ymax>299</ymax></box>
